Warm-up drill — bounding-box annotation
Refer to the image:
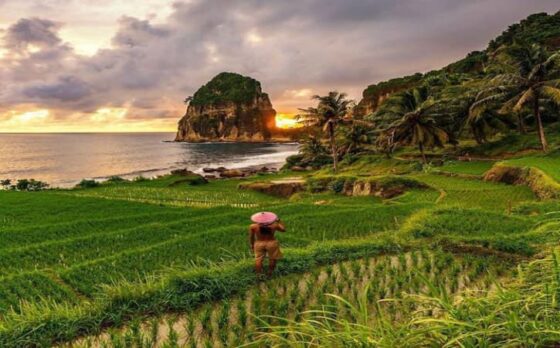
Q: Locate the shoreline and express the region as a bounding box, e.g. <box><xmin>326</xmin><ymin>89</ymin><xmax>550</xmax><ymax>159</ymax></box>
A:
<box><xmin>41</xmin><ymin>160</ymin><xmax>289</xmax><ymax>189</ymax></box>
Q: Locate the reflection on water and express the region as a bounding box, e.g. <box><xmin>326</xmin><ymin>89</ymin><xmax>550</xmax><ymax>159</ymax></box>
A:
<box><xmin>0</xmin><ymin>133</ymin><xmax>299</xmax><ymax>187</ymax></box>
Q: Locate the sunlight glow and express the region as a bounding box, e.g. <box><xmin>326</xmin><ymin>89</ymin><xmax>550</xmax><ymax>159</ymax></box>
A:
<box><xmin>90</xmin><ymin>107</ymin><xmax>128</xmax><ymax>122</ymax></box>
<box><xmin>0</xmin><ymin>108</ymin><xmax>176</xmax><ymax>133</ymax></box>
<box><xmin>14</xmin><ymin>109</ymin><xmax>50</xmax><ymax>122</ymax></box>
<box><xmin>275</xmin><ymin>113</ymin><xmax>301</xmax><ymax>129</ymax></box>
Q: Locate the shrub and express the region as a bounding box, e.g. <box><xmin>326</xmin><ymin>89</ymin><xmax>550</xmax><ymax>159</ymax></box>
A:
<box><xmin>15</xmin><ymin>179</ymin><xmax>49</xmax><ymax>191</ymax></box>
<box><xmin>106</xmin><ymin>176</ymin><xmax>127</xmax><ymax>183</ymax></box>
<box><xmin>76</xmin><ymin>179</ymin><xmax>100</xmax><ymax>189</ymax></box>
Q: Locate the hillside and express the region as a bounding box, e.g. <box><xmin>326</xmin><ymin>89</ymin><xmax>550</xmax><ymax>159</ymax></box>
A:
<box><xmin>358</xmin><ymin>11</ymin><xmax>560</xmax><ymax>135</ymax></box>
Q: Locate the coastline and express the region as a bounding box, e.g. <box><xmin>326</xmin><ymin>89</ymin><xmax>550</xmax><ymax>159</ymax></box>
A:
<box><xmin>0</xmin><ymin>133</ymin><xmax>298</xmax><ymax>189</ymax></box>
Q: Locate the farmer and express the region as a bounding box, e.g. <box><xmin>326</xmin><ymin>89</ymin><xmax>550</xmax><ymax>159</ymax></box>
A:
<box><xmin>249</xmin><ymin>212</ymin><xmax>286</xmax><ymax>277</ymax></box>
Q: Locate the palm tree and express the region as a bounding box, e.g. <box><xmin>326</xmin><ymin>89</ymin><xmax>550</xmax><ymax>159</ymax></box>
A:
<box><xmin>297</xmin><ymin>91</ymin><xmax>353</xmax><ymax>171</ymax></box>
<box><xmin>377</xmin><ymin>87</ymin><xmax>448</xmax><ymax>163</ymax></box>
<box><xmin>299</xmin><ymin>134</ymin><xmax>328</xmax><ymax>163</ymax></box>
<box><xmin>341</xmin><ymin>122</ymin><xmax>375</xmax><ymax>156</ymax></box>
<box><xmin>465</xmin><ymin>88</ymin><xmax>511</xmax><ymax>144</ymax></box>
<box><xmin>473</xmin><ymin>45</ymin><xmax>560</xmax><ymax>151</ymax></box>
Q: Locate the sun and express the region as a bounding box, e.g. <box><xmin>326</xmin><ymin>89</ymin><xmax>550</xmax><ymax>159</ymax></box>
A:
<box><xmin>275</xmin><ymin>114</ymin><xmax>301</xmax><ymax>129</ymax></box>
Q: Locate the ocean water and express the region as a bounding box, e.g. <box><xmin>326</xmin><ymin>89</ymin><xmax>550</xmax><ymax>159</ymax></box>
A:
<box><xmin>0</xmin><ymin>133</ymin><xmax>299</xmax><ymax>187</ymax></box>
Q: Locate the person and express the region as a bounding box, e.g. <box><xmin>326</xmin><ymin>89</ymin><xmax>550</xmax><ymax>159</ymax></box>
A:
<box><xmin>249</xmin><ymin>213</ymin><xmax>286</xmax><ymax>277</ymax></box>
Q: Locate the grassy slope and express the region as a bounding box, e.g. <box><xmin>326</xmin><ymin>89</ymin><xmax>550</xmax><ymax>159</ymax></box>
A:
<box><xmin>0</xmin><ymin>150</ymin><xmax>559</xmax><ymax>346</ymax></box>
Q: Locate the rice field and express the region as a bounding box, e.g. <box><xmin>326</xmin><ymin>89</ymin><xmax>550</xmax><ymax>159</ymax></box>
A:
<box><xmin>436</xmin><ymin>160</ymin><xmax>495</xmax><ymax>176</ymax></box>
<box><xmin>502</xmin><ymin>153</ymin><xmax>560</xmax><ymax>182</ymax></box>
<box><xmin>69</xmin><ymin>250</ymin><xmax>510</xmax><ymax>348</ymax></box>
<box><xmin>0</xmin><ymin>154</ymin><xmax>557</xmax><ymax>347</ymax></box>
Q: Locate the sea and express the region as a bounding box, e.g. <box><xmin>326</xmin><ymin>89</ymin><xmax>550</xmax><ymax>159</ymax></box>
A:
<box><xmin>0</xmin><ymin>133</ymin><xmax>299</xmax><ymax>188</ymax></box>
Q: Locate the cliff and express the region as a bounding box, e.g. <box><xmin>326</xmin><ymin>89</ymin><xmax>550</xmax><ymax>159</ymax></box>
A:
<box><xmin>175</xmin><ymin>72</ymin><xmax>279</xmax><ymax>142</ymax></box>
<box><xmin>356</xmin><ymin>73</ymin><xmax>424</xmax><ymax>116</ymax></box>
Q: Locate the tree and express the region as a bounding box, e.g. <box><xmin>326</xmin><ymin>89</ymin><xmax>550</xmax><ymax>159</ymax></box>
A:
<box><xmin>300</xmin><ymin>134</ymin><xmax>328</xmax><ymax>162</ymax></box>
<box><xmin>341</xmin><ymin>122</ymin><xmax>375</xmax><ymax>156</ymax></box>
<box><xmin>297</xmin><ymin>91</ymin><xmax>353</xmax><ymax>171</ymax></box>
<box><xmin>1</xmin><ymin>179</ymin><xmax>11</xmax><ymax>189</ymax></box>
<box><xmin>183</xmin><ymin>96</ymin><xmax>193</xmax><ymax>105</ymax></box>
<box><xmin>475</xmin><ymin>45</ymin><xmax>560</xmax><ymax>151</ymax></box>
<box><xmin>465</xmin><ymin>88</ymin><xmax>511</xmax><ymax>144</ymax></box>
<box><xmin>377</xmin><ymin>87</ymin><xmax>449</xmax><ymax>163</ymax></box>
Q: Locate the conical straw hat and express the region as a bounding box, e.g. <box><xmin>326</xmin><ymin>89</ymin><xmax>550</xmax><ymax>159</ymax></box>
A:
<box><xmin>251</xmin><ymin>211</ymin><xmax>278</xmax><ymax>225</ymax></box>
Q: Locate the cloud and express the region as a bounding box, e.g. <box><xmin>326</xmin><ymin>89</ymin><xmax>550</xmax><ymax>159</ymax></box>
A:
<box><xmin>22</xmin><ymin>76</ymin><xmax>91</xmax><ymax>102</ymax></box>
<box><xmin>3</xmin><ymin>17</ymin><xmax>62</xmax><ymax>50</ymax></box>
<box><xmin>111</xmin><ymin>16</ymin><xmax>170</xmax><ymax>48</ymax></box>
<box><xmin>0</xmin><ymin>0</ymin><xmax>559</xmax><ymax>130</ymax></box>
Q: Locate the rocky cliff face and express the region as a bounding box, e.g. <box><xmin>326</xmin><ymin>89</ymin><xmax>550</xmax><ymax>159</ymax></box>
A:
<box><xmin>356</xmin><ymin>73</ymin><xmax>423</xmax><ymax>117</ymax></box>
<box><xmin>175</xmin><ymin>72</ymin><xmax>278</xmax><ymax>142</ymax></box>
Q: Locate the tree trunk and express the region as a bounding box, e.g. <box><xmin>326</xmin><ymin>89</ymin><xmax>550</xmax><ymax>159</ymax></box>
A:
<box><xmin>534</xmin><ymin>94</ymin><xmax>548</xmax><ymax>152</ymax></box>
<box><xmin>517</xmin><ymin>113</ymin><xmax>527</xmax><ymax>134</ymax></box>
<box><xmin>345</xmin><ymin>143</ymin><xmax>354</xmax><ymax>156</ymax></box>
<box><xmin>328</xmin><ymin>123</ymin><xmax>338</xmax><ymax>172</ymax></box>
<box><xmin>419</xmin><ymin>142</ymin><xmax>427</xmax><ymax>164</ymax></box>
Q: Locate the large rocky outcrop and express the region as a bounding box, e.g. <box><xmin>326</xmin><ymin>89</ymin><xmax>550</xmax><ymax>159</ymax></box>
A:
<box><xmin>175</xmin><ymin>72</ymin><xmax>279</xmax><ymax>142</ymax></box>
<box><xmin>356</xmin><ymin>73</ymin><xmax>423</xmax><ymax>117</ymax></box>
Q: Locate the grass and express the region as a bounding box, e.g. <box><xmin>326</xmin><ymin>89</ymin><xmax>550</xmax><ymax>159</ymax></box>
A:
<box><xmin>0</xmin><ymin>149</ymin><xmax>558</xmax><ymax>347</ymax></box>
<box><xmin>72</xmin><ymin>250</ymin><xmax>512</xmax><ymax>347</ymax></box>
<box><xmin>436</xmin><ymin>160</ymin><xmax>495</xmax><ymax>176</ymax></box>
<box><xmin>502</xmin><ymin>151</ymin><xmax>560</xmax><ymax>182</ymax></box>
<box><xmin>258</xmin><ymin>248</ymin><xmax>560</xmax><ymax>347</ymax></box>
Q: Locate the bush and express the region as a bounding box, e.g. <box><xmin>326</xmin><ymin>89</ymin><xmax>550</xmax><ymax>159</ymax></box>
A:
<box><xmin>15</xmin><ymin>179</ymin><xmax>49</xmax><ymax>191</ymax></box>
<box><xmin>491</xmin><ymin>238</ymin><xmax>535</xmax><ymax>256</ymax></box>
<box><xmin>106</xmin><ymin>176</ymin><xmax>127</xmax><ymax>183</ymax></box>
<box><xmin>76</xmin><ymin>179</ymin><xmax>100</xmax><ymax>189</ymax></box>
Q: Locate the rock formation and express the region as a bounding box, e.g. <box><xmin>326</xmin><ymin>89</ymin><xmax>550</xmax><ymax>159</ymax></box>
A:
<box><xmin>175</xmin><ymin>72</ymin><xmax>279</xmax><ymax>142</ymax></box>
<box><xmin>356</xmin><ymin>73</ymin><xmax>423</xmax><ymax>117</ymax></box>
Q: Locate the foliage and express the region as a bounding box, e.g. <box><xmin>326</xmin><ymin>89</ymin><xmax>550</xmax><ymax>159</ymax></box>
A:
<box><xmin>75</xmin><ymin>250</ymin><xmax>509</xmax><ymax>347</ymax></box>
<box><xmin>298</xmin><ymin>91</ymin><xmax>354</xmax><ymax>171</ymax></box>
<box><xmin>12</xmin><ymin>179</ymin><xmax>49</xmax><ymax>191</ymax></box>
<box><xmin>361</xmin><ymin>12</ymin><xmax>560</xmax><ymax>147</ymax></box>
<box><xmin>76</xmin><ymin>179</ymin><xmax>100</xmax><ymax>189</ymax></box>
<box><xmin>489</xmin><ymin>12</ymin><xmax>560</xmax><ymax>50</ymax></box>
<box><xmin>189</xmin><ymin>72</ymin><xmax>261</xmax><ymax>106</ymax></box>
<box><xmin>376</xmin><ymin>87</ymin><xmax>449</xmax><ymax>163</ymax></box>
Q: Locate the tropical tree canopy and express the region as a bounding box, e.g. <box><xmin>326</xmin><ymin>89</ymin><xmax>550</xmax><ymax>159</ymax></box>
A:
<box><xmin>376</xmin><ymin>87</ymin><xmax>449</xmax><ymax>163</ymax></box>
<box><xmin>471</xmin><ymin>44</ymin><xmax>560</xmax><ymax>151</ymax></box>
<box><xmin>297</xmin><ymin>91</ymin><xmax>354</xmax><ymax>171</ymax></box>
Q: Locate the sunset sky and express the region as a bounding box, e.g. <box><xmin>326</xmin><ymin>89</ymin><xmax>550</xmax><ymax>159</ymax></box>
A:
<box><xmin>0</xmin><ymin>0</ymin><xmax>558</xmax><ymax>133</ymax></box>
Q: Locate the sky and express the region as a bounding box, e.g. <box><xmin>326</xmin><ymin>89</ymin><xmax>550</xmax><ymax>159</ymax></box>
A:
<box><xmin>0</xmin><ymin>1</ymin><xmax>558</xmax><ymax>133</ymax></box>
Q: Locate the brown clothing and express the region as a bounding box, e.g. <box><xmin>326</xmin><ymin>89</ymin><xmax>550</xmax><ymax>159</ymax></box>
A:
<box><xmin>254</xmin><ymin>239</ymin><xmax>283</xmax><ymax>260</ymax></box>
<box><xmin>250</xmin><ymin>222</ymin><xmax>285</xmax><ymax>260</ymax></box>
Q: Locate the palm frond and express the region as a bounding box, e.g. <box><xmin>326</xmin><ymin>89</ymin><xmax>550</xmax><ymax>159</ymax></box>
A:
<box><xmin>498</xmin><ymin>92</ymin><xmax>523</xmax><ymax>114</ymax></box>
<box><xmin>541</xmin><ymin>86</ymin><xmax>560</xmax><ymax>105</ymax></box>
<box><xmin>513</xmin><ymin>88</ymin><xmax>534</xmax><ymax>112</ymax></box>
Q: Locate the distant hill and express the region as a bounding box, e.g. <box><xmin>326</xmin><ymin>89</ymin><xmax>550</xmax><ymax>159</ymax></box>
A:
<box><xmin>358</xmin><ymin>11</ymin><xmax>560</xmax><ymax>134</ymax></box>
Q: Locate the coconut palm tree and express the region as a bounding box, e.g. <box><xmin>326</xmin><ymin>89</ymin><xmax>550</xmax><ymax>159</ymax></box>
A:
<box><xmin>300</xmin><ymin>134</ymin><xmax>328</xmax><ymax>162</ymax></box>
<box><xmin>472</xmin><ymin>44</ymin><xmax>560</xmax><ymax>151</ymax></box>
<box><xmin>297</xmin><ymin>91</ymin><xmax>353</xmax><ymax>171</ymax></box>
<box><xmin>464</xmin><ymin>88</ymin><xmax>512</xmax><ymax>144</ymax></box>
<box><xmin>341</xmin><ymin>122</ymin><xmax>375</xmax><ymax>156</ymax></box>
<box><xmin>377</xmin><ymin>87</ymin><xmax>449</xmax><ymax>163</ymax></box>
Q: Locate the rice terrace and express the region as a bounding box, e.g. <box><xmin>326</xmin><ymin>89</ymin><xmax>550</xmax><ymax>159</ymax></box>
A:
<box><xmin>2</xmin><ymin>4</ymin><xmax>560</xmax><ymax>348</ymax></box>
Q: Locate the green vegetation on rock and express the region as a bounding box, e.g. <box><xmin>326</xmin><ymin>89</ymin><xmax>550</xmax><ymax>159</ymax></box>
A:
<box><xmin>189</xmin><ymin>72</ymin><xmax>262</xmax><ymax>106</ymax></box>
